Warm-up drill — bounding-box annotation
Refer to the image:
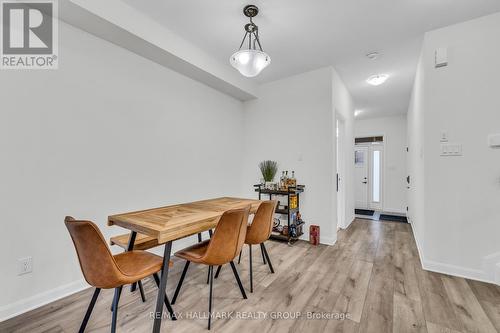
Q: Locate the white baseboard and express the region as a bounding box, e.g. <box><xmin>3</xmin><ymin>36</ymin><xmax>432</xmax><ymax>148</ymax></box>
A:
<box><xmin>0</xmin><ymin>278</ymin><xmax>89</xmax><ymax>322</ymax></box>
<box><xmin>421</xmin><ymin>259</ymin><xmax>491</xmax><ymax>284</ymax></box>
<box><xmin>482</xmin><ymin>251</ymin><xmax>500</xmax><ymax>283</ymax></box>
<box><xmin>320</xmin><ymin>234</ymin><xmax>337</xmax><ymax>246</ymax></box>
<box><xmin>408</xmin><ymin>218</ymin><xmax>493</xmax><ymax>285</ymax></box>
<box><xmin>382</xmin><ymin>208</ymin><xmax>406</xmax><ymax>215</ymax></box>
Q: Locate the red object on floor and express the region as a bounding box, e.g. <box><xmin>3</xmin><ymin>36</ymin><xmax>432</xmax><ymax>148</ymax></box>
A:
<box><xmin>310</xmin><ymin>225</ymin><xmax>320</xmax><ymax>245</ymax></box>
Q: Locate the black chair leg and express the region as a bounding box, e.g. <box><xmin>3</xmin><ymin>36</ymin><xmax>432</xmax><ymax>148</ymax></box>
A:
<box><xmin>198</xmin><ymin>233</ymin><xmax>202</xmax><ymax>242</ymax></box>
<box><xmin>207</xmin><ymin>267</ymin><xmax>210</xmax><ymax>284</ymax></box>
<box><xmin>111</xmin><ymin>286</ymin><xmax>122</xmax><ymax>333</ymax></box>
<box><xmin>208</xmin><ymin>229</ymin><xmax>213</xmax><ymax>238</ymax></box>
<box><xmin>208</xmin><ymin>266</ymin><xmax>214</xmax><ymax>330</ymax></box>
<box><xmin>229</xmin><ymin>261</ymin><xmax>247</xmax><ymax>299</ymax></box>
<box><xmin>78</xmin><ymin>288</ymin><xmax>100</xmax><ymax>333</ymax></box>
<box><xmin>260</xmin><ymin>243</ymin><xmax>267</xmax><ymax>264</ymax></box>
<box><xmin>138</xmin><ymin>280</ymin><xmax>146</xmax><ymax>302</ymax></box>
<box><xmin>238</xmin><ymin>249</ymin><xmax>242</xmax><ymax>264</ymax></box>
<box><xmin>152</xmin><ymin>273</ymin><xmax>177</xmax><ymax>320</ymax></box>
<box><xmin>110</xmin><ymin>286</ymin><xmax>123</xmax><ymax>311</ymax></box>
<box><xmin>214</xmin><ymin>265</ymin><xmax>222</xmax><ymax>278</ymax></box>
<box><xmin>261</xmin><ymin>243</ymin><xmax>274</xmax><ymax>273</ymax></box>
<box><xmin>172</xmin><ymin>261</ymin><xmax>190</xmax><ymax>304</ymax></box>
<box><xmin>249</xmin><ymin>244</ymin><xmax>253</xmax><ymax>293</ymax></box>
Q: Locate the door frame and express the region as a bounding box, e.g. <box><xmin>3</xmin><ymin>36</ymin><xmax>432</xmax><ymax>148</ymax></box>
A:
<box><xmin>336</xmin><ymin>118</ymin><xmax>346</xmax><ymax>229</ymax></box>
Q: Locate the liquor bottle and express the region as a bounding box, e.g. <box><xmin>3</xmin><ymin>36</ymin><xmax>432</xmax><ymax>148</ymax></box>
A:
<box><xmin>291</xmin><ymin>171</ymin><xmax>297</xmax><ymax>187</ymax></box>
<box><xmin>284</xmin><ymin>171</ymin><xmax>289</xmax><ymax>189</ymax></box>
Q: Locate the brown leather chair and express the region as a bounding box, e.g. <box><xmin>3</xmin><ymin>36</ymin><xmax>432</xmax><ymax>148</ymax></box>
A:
<box><xmin>215</xmin><ymin>200</ymin><xmax>277</xmax><ymax>292</ymax></box>
<box><xmin>109</xmin><ymin>231</ymin><xmax>210</xmax><ymax>303</ymax></box>
<box><xmin>170</xmin><ymin>207</ymin><xmax>249</xmax><ymax>330</ymax></box>
<box><xmin>64</xmin><ymin>216</ymin><xmax>176</xmax><ymax>333</ymax></box>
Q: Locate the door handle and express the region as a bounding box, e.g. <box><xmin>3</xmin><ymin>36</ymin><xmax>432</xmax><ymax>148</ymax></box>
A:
<box><xmin>362</xmin><ymin>181</ymin><xmax>368</xmax><ymax>184</ymax></box>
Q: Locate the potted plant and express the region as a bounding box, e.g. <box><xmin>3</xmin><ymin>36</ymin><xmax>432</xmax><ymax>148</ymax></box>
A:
<box><xmin>259</xmin><ymin>160</ymin><xmax>278</xmax><ymax>189</ymax></box>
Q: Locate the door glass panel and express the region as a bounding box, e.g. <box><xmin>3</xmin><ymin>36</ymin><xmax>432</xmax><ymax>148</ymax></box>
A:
<box><xmin>372</xmin><ymin>151</ymin><xmax>380</xmax><ymax>202</ymax></box>
<box><xmin>355</xmin><ymin>150</ymin><xmax>364</xmax><ymax>166</ymax></box>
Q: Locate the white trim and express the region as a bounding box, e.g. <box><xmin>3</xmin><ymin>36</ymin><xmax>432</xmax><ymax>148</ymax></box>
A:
<box><xmin>320</xmin><ymin>234</ymin><xmax>337</xmax><ymax>246</ymax></box>
<box><xmin>422</xmin><ymin>260</ymin><xmax>490</xmax><ymax>284</ymax></box>
<box><xmin>482</xmin><ymin>251</ymin><xmax>500</xmax><ymax>284</ymax></box>
<box><xmin>409</xmin><ymin>218</ymin><xmax>493</xmax><ymax>285</ymax></box>
<box><xmin>408</xmin><ymin>218</ymin><xmax>425</xmax><ymax>263</ymax></box>
<box><xmin>0</xmin><ymin>279</ymin><xmax>89</xmax><ymax>322</ymax></box>
<box><xmin>383</xmin><ymin>208</ymin><xmax>407</xmax><ymax>215</ymax></box>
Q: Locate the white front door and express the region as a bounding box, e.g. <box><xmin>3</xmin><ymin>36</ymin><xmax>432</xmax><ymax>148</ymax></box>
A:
<box><xmin>355</xmin><ymin>146</ymin><xmax>369</xmax><ymax>209</ymax></box>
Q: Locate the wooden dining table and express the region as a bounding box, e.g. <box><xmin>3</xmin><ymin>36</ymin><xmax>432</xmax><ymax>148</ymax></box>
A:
<box><xmin>108</xmin><ymin>197</ymin><xmax>263</xmax><ymax>333</ymax></box>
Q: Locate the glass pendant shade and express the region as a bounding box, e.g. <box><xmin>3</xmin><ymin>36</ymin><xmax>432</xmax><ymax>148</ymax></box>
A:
<box><xmin>230</xmin><ymin>49</ymin><xmax>271</xmax><ymax>78</ymax></box>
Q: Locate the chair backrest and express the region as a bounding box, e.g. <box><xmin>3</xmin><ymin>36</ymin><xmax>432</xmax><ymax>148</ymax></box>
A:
<box><xmin>246</xmin><ymin>200</ymin><xmax>278</xmax><ymax>244</ymax></box>
<box><xmin>203</xmin><ymin>207</ymin><xmax>249</xmax><ymax>266</ymax></box>
<box><xmin>64</xmin><ymin>216</ymin><xmax>123</xmax><ymax>288</ymax></box>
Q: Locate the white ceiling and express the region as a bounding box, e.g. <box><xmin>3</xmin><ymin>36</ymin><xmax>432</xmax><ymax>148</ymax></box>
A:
<box><xmin>122</xmin><ymin>0</ymin><xmax>500</xmax><ymax>119</ymax></box>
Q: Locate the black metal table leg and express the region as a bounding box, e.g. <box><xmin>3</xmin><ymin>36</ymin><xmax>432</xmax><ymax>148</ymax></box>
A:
<box><xmin>238</xmin><ymin>249</ymin><xmax>242</xmax><ymax>264</ymax></box>
<box><xmin>198</xmin><ymin>233</ymin><xmax>202</xmax><ymax>242</ymax></box>
<box><xmin>127</xmin><ymin>232</ymin><xmax>137</xmax><ymax>293</ymax></box>
<box><xmin>152</xmin><ymin>241</ymin><xmax>172</xmax><ymax>333</ymax></box>
<box><xmin>152</xmin><ymin>273</ymin><xmax>177</xmax><ymax>320</ymax></box>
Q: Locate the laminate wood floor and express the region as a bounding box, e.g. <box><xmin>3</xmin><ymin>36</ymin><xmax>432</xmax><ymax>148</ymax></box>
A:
<box><xmin>2</xmin><ymin>219</ymin><xmax>500</xmax><ymax>333</ymax></box>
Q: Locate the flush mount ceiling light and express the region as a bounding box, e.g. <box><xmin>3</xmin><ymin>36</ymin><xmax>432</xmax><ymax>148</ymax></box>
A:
<box><xmin>230</xmin><ymin>5</ymin><xmax>271</xmax><ymax>78</ymax></box>
<box><xmin>366</xmin><ymin>52</ymin><xmax>380</xmax><ymax>60</ymax></box>
<box><xmin>354</xmin><ymin>109</ymin><xmax>363</xmax><ymax>117</ymax></box>
<box><xmin>367</xmin><ymin>74</ymin><xmax>389</xmax><ymax>86</ymax></box>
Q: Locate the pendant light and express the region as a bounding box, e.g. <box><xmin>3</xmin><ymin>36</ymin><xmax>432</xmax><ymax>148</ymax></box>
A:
<box><xmin>230</xmin><ymin>5</ymin><xmax>271</xmax><ymax>77</ymax></box>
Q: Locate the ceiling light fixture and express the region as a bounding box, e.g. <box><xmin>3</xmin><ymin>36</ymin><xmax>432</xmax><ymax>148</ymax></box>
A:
<box><xmin>230</xmin><ymin>5</ymin><xmax>271</xmax><ymax>78</ymax></box>
<box><xmin>366</xmin><ymin>52</ymin><xmax>380</xmax><ymax>60</ymax></box>
<box><xmin>366</xmin><ymin>74</ymin><xmax>389</xmax><ymax>86</ymax></box>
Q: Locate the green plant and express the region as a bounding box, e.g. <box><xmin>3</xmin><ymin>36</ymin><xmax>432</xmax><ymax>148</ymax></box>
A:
<box><xmin>259</xmin><ymin>160</ymin><xmax>278</xmax><ymax>182</ymax></box>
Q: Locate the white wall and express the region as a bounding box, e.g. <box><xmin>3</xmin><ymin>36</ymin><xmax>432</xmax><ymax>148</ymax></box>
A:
<box><xmin>407</xmin><ymin>12</ymin><xmax>500</xmax><ymax>282</ymax></box>
<box><xmin>241</xmin><ymin>67</ymin><xmax>355</xmax><ymax>244</ymax></box>
<box><xmin>0</xmin><ymin>21</ymin><xmax>245</xmax><ymax>320</ymax></box>
<box><xmin>355</xmin><ymin>115</ymin><xmax>408</xmax><ymax>214</ymax></box>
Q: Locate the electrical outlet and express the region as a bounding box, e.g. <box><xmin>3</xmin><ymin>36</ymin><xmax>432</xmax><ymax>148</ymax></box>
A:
<box><xmin>18</xmin><ymin>257</ymin><xmax>33</xmax><ymax>275</ymax></box>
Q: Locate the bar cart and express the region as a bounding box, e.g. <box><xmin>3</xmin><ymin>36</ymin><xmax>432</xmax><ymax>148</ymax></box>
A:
<box><xmin>254</xmin><ymin>184</ymin><xmax>305</xmax><ymax>245</ymax></box>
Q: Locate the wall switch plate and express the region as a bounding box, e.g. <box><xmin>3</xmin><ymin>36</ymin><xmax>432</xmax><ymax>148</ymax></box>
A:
<box><xmin>435</xmin><ymin>47</ymin><xmax>448</xmax><ymax>68</ymax></box>
<box><xmin>18</xmin><ymin>257</ymin><xmax>33</xmax><ymax>275</ymax></box>
<box><xmin>488</xmin><ymin>134</ymin><xmax>500</xmax><ymax>148</ymax></box>
<box><xmin>440</xmin><ymin>143</ymin><xmax>462</xmax><ymax>156</ymax></box>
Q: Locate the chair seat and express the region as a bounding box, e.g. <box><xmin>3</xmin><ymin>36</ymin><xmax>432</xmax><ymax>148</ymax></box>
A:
<box><xmin>175</xmin><ymin>240</ymin><xmax>210</xmax><ymax>263</ymax></box>
<box><xmin>113</xmin><ymin>251</ymin><xmax>163</xmax><ymax>284</ymax></box>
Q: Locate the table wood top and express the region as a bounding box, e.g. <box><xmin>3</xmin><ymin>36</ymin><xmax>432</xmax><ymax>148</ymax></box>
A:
<box><xmin>108</xmin><ymin>197</ymin><xmax>263</xmax><ymax>243</ymax></box>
